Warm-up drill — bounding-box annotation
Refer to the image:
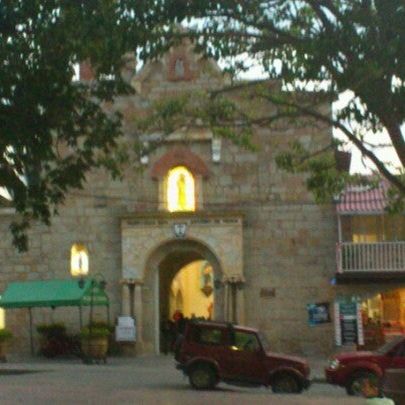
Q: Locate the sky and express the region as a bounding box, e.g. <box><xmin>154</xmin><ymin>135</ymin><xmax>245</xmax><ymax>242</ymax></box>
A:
<box><xmin>234</xmin><ymin>62</ymin><xmax>402</xmax><ymax>175</ymax></box>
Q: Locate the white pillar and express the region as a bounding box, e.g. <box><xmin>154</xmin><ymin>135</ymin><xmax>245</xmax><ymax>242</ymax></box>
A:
<box><xmin>121</xmin><ymin>282</ymin><xmax>131</xmax><ymax>316</ymax></box>
<box><xmin>133</xmin><ymin>282</ymin><xmax>143</xmax><ymax>346</ymax></box>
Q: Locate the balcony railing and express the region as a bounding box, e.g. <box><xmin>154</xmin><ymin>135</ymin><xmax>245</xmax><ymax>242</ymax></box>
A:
<box><xmin>337</xmin><ymin>242</ymin><xmax>405</xmax><ymax>273</ymax></box>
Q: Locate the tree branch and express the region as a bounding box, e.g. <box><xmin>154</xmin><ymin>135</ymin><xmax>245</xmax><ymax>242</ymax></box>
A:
<box><xmin>262</xmin><ymin>97</ymin><xmax>405</xmax><ymax>193</ymax></box>
<box><xmin>380</xmin><ymin>118</ymin><xmax>405</xmax><ymax>167</ymax></box>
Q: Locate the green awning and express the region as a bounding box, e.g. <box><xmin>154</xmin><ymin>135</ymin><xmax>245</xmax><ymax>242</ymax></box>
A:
<box><xmin>0</xmin><ymin>279</ymin><xmax>109</xmax><ymax>309</ymax></box>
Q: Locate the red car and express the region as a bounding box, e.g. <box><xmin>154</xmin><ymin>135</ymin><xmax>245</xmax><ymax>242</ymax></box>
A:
<box><xmin>175</xmin><ymin>320</ymin><xmax>311</xmax><ymax>393</ymax></box>
<box><xmin>325</xmin><ymin>336</ymin><xmax>405</xmax><ymax>396</ymax></box>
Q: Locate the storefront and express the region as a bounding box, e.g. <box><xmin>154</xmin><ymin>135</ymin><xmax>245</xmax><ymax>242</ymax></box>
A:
<box><xmin>361</xmin><ymin>289</ymin><xmax>405</xmax><ymax>347</ymax></box>
<box><xmin>334</xmin><ymin>289</ymin><xmax>405</xmax><ymax>351</ymax></box>
<box><xmin>335</xmin><ymin>181</ymin><xmax>405</xmax><ymax>350</ymax></box>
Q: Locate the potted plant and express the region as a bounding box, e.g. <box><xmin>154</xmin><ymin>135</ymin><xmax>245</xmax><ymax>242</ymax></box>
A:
<box><xmin>0</xmin><ymin>328</ymin><xmax>13</xmax><ymax>362</ymax></box>
<box><xmin>36</xmin><ymin>323</ymin><xmax>67</xmax><ymax>357</ymax></box>
<box><xmin>80</xmin><ymin>322</ymin><xmax>111</xmax><ymax>362</ymax></box>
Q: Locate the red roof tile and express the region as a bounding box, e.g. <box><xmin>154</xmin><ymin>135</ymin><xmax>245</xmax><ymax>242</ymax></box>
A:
<box><xmin>337</xmin><ymin>181</ymin><xmax>389</xmax><ymax>214</ymax></box>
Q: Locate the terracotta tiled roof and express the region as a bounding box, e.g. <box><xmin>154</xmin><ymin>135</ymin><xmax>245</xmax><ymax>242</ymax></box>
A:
<box><xmin>337</xmin><ymin>180</ymin><xmax>389</xmax><ymax>214</ymax></box>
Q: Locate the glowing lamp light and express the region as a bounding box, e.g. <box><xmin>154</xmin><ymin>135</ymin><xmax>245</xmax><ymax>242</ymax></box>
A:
<box><xmin>70</xmin><ymin>243</ymin><xmax>89</xmax><ymax>277</ymax></box>
<box><xmin>167</xmin><ymin>166</ymin><xmax>195</xmax><ymax>212</ymax></box>
<box><xmin>0</xmin><ymin>308</ymin><xmax>4</xmax><ymax>329</ymax></box>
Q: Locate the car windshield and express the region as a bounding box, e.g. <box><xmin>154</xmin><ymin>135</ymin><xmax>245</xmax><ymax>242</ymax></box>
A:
<box><xmin>258</xmin><ymin>332</ymin><xmax>270</xmax><ymax>351</ymax></box>
<box><xmin>375</xmin><ymin>336</ymin><xmax>404</xmax><ymax>355</ymax></box>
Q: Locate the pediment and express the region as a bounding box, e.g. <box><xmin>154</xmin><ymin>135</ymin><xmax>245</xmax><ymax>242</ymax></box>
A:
<box><xmin>132</xmin><ymin>39</ymin><xmax>226</xmax><ymax>95</ymax></box>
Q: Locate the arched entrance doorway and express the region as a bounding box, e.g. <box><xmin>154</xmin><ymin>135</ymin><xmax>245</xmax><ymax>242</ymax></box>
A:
<box><xmin>167</xmin><ymin>260</ymin><xmax>214</xmax><ymax>321</ymax></box>
<box><xmin>160</xmin><ymin>259</ymin><xmax>215</xmax><ymax>353</ymax></box>
<box><xmin>144</xmin><ymin>239</ymin><xmax>224</xmax><ymax>353</ymax></box>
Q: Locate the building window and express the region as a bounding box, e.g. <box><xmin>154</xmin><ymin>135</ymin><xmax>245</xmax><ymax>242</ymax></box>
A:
<box><xmin>70</xmin><ymin>243</ymin><xmax>89</xmax><ymax>277</ymax></box>
<box><xmin>167</xmin><ymin>166</ymin><xmax>195</xmax><ymax>212</ymax></box>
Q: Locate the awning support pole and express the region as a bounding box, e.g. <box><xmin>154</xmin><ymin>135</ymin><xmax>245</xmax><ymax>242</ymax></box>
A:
<box><xmin>79</xmin><ymin>305</ymin><xmax>83</xmax><ymax>329</ymax></box>
<box><xmin>28</xmin><ymin>307</ymin><xmax>34</xmax><ymax>356</ymax></box>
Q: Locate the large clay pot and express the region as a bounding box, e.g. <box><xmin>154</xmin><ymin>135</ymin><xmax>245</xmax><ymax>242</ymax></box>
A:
<box><xmin>383</xmin><ymin>368</ymin><xmax>405</xmax><ymax>405</ymax></box>
<box><xmin>81</xmin><ymin>336</ymin><xmax>108</xmax><ymax>360</ymax></box>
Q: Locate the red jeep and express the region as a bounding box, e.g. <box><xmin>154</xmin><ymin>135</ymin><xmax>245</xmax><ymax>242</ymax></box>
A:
<box><xmin>175</xmin><ymin>320</ymin><xmax>310</xmax><ymax>393</ymax></box>
<box><xmin>325</xmin><ymin>335</ymin><xmax>405</xmax><ymax>396</ymax></box>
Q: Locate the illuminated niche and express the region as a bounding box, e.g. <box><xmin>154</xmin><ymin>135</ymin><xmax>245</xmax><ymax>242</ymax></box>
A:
<box><xmin>167</xmin><ymin>166</ymin><xmax>195</xmax><ymax>212</ymax></box>
<box><xmin>70</xmin><ymin>243</ymin><xmax>89</xmax><ymax>277</ymax></box>
<box><xmin>0</xmin><ymin>308</ymin><xmax>4</xmax><ymax>329</ymax></box>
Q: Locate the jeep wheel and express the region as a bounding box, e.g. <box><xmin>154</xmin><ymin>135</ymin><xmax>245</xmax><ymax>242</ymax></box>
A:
<box><xmin>346</xmin><ymin>371</ymin><xmax>380</xmax><ymax>397</ymax></box>
<box><xmin>189</xmin><ymin>364</ymin><xmax>217</xmax><ymax>390</ymax></box>
<box><xmin>271</xmin><ymin>373</ymin><xmax>301</xmax><ymax>394</ymax></box>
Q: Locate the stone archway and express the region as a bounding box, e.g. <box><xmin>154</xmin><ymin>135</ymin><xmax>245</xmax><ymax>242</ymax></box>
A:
<box><xmin>143</xmin><ymin>238</ymin><xmax>224</xmax><ymax>353</ymax></box>
<box><xmin>120</xmin><ymin>212</ymin><xmax>244</xmax><ymax>354</ymax></box>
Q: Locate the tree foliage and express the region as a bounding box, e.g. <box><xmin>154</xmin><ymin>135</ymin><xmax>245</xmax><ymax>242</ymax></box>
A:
<box><xmin>163</xmin><ymin>0</ymin><xmax>405</xmax><ymax>204</ymax></box>
<box><xmin>0</xmin><ymin>1</ymin><xmax>170</xmax><ymax>250</ymax></box>
<box><xmin>2</xmin><ymin>1</ymin><xmax>405</xmax><ymax>249</ymax></box>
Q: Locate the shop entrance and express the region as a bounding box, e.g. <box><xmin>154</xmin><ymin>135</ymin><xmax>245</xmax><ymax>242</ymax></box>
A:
<box><xmin>360</xmin><ymin>288</ymin><xmax>405</xmax><ymax>349</ymax></box>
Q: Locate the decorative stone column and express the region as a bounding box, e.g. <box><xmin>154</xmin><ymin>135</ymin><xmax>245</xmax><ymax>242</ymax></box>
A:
<box><xmin>236</xmin><ymin>286</ymin><xmax>245</xmax><ymax>325</ymax></box>
<box><xmin>223</xmin><ymin>281</ymin><xmax>231</xmax><ymax>322</ymax></box>
<box><xmin>119</xmin><ymin>279</ymin><xmax>142</xmax><ymax>356</ymax></box>
<box><xmin>133</xmin><ymin>281</ymin><xmax>144</xmax><ymax>348</ymax></box>
<box><xmin>223</xmin><ymin>275</ymin><xmax>245</xmax><ymax>324</ymax></box>
<box><xmin>121</xmin><ymin>281</ymin><xmax>131</xmax><ymax>316</ymax></box>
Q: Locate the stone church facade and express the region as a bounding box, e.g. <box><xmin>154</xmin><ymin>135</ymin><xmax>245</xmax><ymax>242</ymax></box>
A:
<box><xmin>0</xmin><ymin>43</ymin><xmax>338</xmax><ymax>356</ymax></box>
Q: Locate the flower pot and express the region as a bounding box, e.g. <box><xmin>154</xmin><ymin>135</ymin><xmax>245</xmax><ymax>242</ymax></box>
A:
<box><xmin>81</xmin><ymin>336</ymin><xmax>108</xmax><ymax>360</ymax></box>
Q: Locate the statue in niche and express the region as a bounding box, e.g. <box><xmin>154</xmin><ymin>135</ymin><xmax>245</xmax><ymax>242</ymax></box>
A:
<box><xmin>201</xmin><ymin>264</ymin><xmax>214</xmax><ymax>297</ymax></box>
<box><xmin>78</xmin><ymin>253</ymin><xmax>83</xmax><ymax>271</ymax></box>
<box><xmin>174</xmin><ymin>58</ymin><xmax>185</xmax><ymax>79</ymax></box>
<box><xmin>176</xmin><ymin>173</ymin><xmax>187</xmax><ymax>210</ymax></box>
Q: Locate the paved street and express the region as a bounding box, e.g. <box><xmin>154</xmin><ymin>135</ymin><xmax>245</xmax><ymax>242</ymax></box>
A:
<box><xmin>0</xmin><ymin>355</ymin><xmax>365</xmax><ymax>405</ymax></box>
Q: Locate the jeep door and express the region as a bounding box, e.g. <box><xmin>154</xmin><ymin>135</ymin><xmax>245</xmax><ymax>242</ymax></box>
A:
<box><xmin>189</xmin><ymin>325</ymin><xmax>229</xmax><ymax>367</ymax></box>
<box><xmin>222</xmin><ymin>330</ymin><xmax>267</xmax><ymax>384</ymax></box>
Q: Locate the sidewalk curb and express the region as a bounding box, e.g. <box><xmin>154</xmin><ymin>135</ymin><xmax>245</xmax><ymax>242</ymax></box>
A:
<box><xmin>0</xmin><ymin>369</ymin><xmax>46</xmax><ymax>375</ymax></box>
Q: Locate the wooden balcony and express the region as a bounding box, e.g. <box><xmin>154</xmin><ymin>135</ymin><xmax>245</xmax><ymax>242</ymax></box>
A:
<box><xmin>336</xmin><ymin>242</ymin><xmax>405</xmax><ymax>282</ymax></box>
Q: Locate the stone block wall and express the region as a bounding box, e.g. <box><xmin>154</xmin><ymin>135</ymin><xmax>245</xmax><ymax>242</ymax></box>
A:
<box><xmin>0</xmin><ymin>44</ymin><xmax>339</xmax><ymax>356</ymax></box>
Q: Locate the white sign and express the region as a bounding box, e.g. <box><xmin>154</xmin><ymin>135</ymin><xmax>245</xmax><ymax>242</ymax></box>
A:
<box><xmin>118</xmin><ymin>316</ymin><xmax>134</xmax><ymax>327</ymax></box>
<box><xmin>115</xmin><ymin>326</ymin><xmax>136</xmax><ymax>342</ymax></box>
<box><xmin>115</xmin><ymin>316</ymin><xmax>136</xmax><ymax>342</ymax></box>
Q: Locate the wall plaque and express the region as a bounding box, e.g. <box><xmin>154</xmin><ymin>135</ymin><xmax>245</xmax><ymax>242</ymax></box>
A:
<box><xmin>260</xmin><ymin>287</ymin><xmax>276</xmax><ymax>298</ymax></box>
